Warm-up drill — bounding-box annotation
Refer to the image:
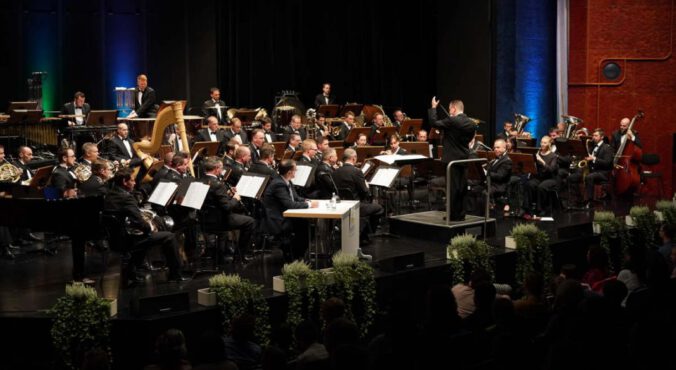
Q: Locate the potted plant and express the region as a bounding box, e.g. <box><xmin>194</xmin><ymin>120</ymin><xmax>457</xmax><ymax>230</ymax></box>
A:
<box><xmin>593</xmin><ymin>211</ymin><xmax>631</xmax><ymax>273</ymax></box>
<box><xmin>510</xmin><ymin>224</ymin><xmax>553</xmax><ymax>286</ymax></box>
<box><xmin>50</xmin><ymin>282</ymin><xmax>112</xmax><ymax>370</ymax></box>
<box><xmin>629</xmin><ymin>205</ymin><xmax>658</xmax><ymax>247</ymax></box>
<box><xmin>331</xmin><ymin>252</ymin><xmax>377</xmax><ymax>338</ymax></box>
<box><xmin>280</xmin><ymin>260</ymin><xmax>313</xmax><ymax>329</ymax></box>
<box><xmin>209</xmin><ymin>273</ymin><xmax>271</xmax><ymax>346</ymax></box>
<box><xmin>655</xmin><ymin>200</ymin><xmax>676</xmax><ymax>224</ymax></box>
<box><xmin>447</xmin><ymin>234</ymin><xmax>495</xmax><ymax>285</ymax></box>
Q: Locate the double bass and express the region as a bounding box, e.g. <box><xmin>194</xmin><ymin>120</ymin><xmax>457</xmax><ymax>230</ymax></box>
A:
<box><xmin>612</xmin><ymin>110</ymin><xmax>644</xmax><ymax>195</ymax></box>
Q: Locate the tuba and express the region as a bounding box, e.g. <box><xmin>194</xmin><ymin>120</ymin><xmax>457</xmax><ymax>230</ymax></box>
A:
<box><xmin>561</xmin><ymin>115</ymin><xmax>584</xmax><ymax>139</ymax></box>
<box><xmin>133</xmin><ymin>101</ymin><xmax>194</xmax><ymax>177</ymax></box>
<box><xmin>362</xmin><ymin>104</ymin><xmax>394</xmax><ymax>127</ymax></box>
<box><xmin>513</xmin><ymin>113</ymin><xmax>531</xmax><ymax>136</ymax></box>
<box><xmin>126</xmin><ymin>208</ymin><xmax>174</xmax><ymax>235</ymax></box>
<box><xmin>0</xmin><ymin>162</ymin><xmax>23</xmax><ymax>183</ymax></box>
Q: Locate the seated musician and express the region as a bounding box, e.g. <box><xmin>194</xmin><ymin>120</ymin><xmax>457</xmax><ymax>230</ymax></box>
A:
<box><xmin>369</xmin><ymin>113</ymin><xmax>387</xmax><ymax>144</ymax></box>
<box><xmin>610</xmin><ymin>117</ymin><xmax>642</xmax><ymax>152</ymax></box>
<box><xmin>283</xmin><ymin>115</ymin><xmax>307</xmax><ymax>142</ymax></box>
<box><xmin>314</xmin><ymin>82</ymin><xmax>335</xmax><ymax>108</ymax></box>
<box><xmin>262</xmin><ymin>159</ymin><xmax>319</xmax><ymax>260</ymax></box>
<box><xmin>286</xmin><ymin>133</ymin><xmax>302</xmax><ymax>153</ymax></box>
<box><xmin>79</xmin><ymin>159</ymin><xmax>112</xmax><ymax>198</ymax></box>
<box><xmin>333</xmin><ymin>111</ymin><xmax>355</xmax><ymax>141</ymax></box>
<box><xmin>201</xmin><ymin>87</ymin><xmax>228</xmax><ymax>124</ymax></box>
<box><xmin>201</xmin><ymin>156</ymin><xmax>255</xmax><ymax>259</ymax></box>
<box><xmin>353</xmin><ymin>133</ymin><xmax>368</xmax><ymax>148</ymax></box>
<box><xmin>222</xmin><ymin>140</ymin><xmax>239</xmax><ymax>169</ymax></box>
<box><xmin>247</xmin><ymin>145</ymin><xmax>277</xmax><ymax>178</ymax></box>
<box><xmin>333</xmin><ymin>148</ymin><xmax>384</xmax><ymax>245</ymax></box>
<box><xmin>48</xmin><ymin>147</ymin><xmax>78</xmax><ymax>199</ymax></box>
<box><xmin>547</xmin><ymin>127</ymin><xmax>559</xmax><ymax>150</ymax></box>
<box><xmin>156</xmin><ymin>152</ymin><xmax>190</xmax><ymax>182</ymax></box>
<box><xmin>61</xmin><ymin>91</ymin><xmax>91</xmax><ymax>126</ymax></box>
<box><xmin>150</xmin><ymin>151</ymin><xmax>175</xmax><ymax>190</ymax></box>
<box><xmin>79</xmin><ymin>142</ymin><xmax>99</xmax><ymax>168</ymax></box>
<box><xmin>224</xmin><ymin>117</ymin><xmax>249</xmax><ymax>145</ymax></box>
<box><xmin>568</xmin><ymin>128</ymin><xmax>615</xmax><ymax>208</ymax></box>
<box><xmin>392</xmin><ymin>109</ymin><xmax>407</xmax><ymax>128</ymax></box>
<box><xmin>485</xmin><ymin>139</ymin><xmax>512</xmax><ymax>204</ymax></box>
<box><xmin>417</xmin><ymin>129</ymin><xmax>435</xmax><ymax>158</ymax></box>
<box><xmin>261</xmin><ymin>117</ymin><xmax>275</xmax><ymax>143</ymax></box>
<box><xmin>196</xmin><ymin>116</ymin><xmax>226</xmax><ymax>153</ymax></box>
<box><xmin>128</xmin><ymin>74</ymin><xmax>158</xmax><ymax>118</ymax></box>
<box><xmin>249</xmin><ymin>129</ymin><xmax>265</xmax><ymax>163</ymax></box>
<box><xmin>298</xmin><ymin>139</ymin><xmax>319</xmax><ymax>166</ymax></box>
<box><xmin>16</xmin><ymin>146</ymin><xmax>34</xmax><ymax>182</ymax></box>
<box><xmin>108</xmin><ymin>123</ymin><xmax>143</xmax><ymax>167</ymax></box>
<box><xmin>523</xmin><ymin>136</ymin><xmax>558</xmax><ymax>218</ymax></box>
<box><xmin>315</xmin><ymin>148</ymin><xmax>339</xmax><ymax>199</ymax></box>
<box><xmin>497</xmin><ymin>121</ymin><xmax>513</xmax><ymax>140</ymax></box>
<box><xmin>382</xmin><ymin>135</ymin><xmax>407</xmax><ymax>155</ymax></box>
<box><xmin>315</xmin><ymin>136</ymin><xmax>330</xmax><ymax>162</ymax></box>
<box><xmin>104</xmin><ymin>168</ymin><xmax>185</xmax><ymax>283</ymax></box>
<box><xmin>227</xmin><ymin>146</ymin><xmax>251</xmax><ymax>187</ymax></box>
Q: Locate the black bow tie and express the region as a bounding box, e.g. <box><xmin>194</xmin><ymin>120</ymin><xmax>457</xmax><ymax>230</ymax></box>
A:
<box><xmin>211</xmin><ymin>131</ymin><xmax>217</xmax><ymax>135</ymax></box>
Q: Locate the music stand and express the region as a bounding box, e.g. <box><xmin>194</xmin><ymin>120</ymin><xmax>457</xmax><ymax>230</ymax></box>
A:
<box><xmin>283</xmin><ymin>150</ymin><xmax>300</xmax><ymax>160</ymax></box>
<box><xmin>232</xmin><ymin>110</ymin><xmax>258</xmax><ymax>125</ymax></box>
<box><xmin>339</xmin><ymin>104</ymin><xmax>363</xmax><ymax>117</ymax></box>
<box><xmin>356</xmin><ymin>146</ymin><xmax>385</xmax><ymax>164</ymax></box>
<box><xmin>370</xmin><ymin>127</ymin><xmax>397</xmax><ymax>144</ymax></box>
<box><xmin>8</xmin><ymin>101</ymin><xmax>38</xmax><ymax>111</ymax></box>
<box><xmin>517</xmin><ymin>146</ymin><xmax>539</xmax><ymax>155</ymax></box>
<box><xmin>192</xmin><ymin>141</ymin><xmax>221</xmax><ymax>157</ymax></box>
<box><xmin>7</xmin><ymin>110</ymin><xmax>42</xmax><ymax>124</ymax></box>
<box><xmin>294</xmin><ymin>163</ymin><xmax>316</xmax><ymax>187</ymax></box>
<box><xmin>344</xmin><ymin>127</ymin><xmax>372</xmax><ymax>145</ymax></box>
<box><xmin>398</xmin><ymin>119</ymin><xmax>423</xmax><ymax>138</ymax></box>
<box><xmin>271</xmin><ymin>142</ymin><xmax>287</xmax><ymax>160</ymax></box>
<box><xmin>291</xmin><ymin>151</ymin><xmax>304</xmax><ymax>160</ymax></box>
<box><xmin>86</xmin><ymin>110</ymin><xmax>118</xmax><ymax>126</ymax></box>
<box><xmin>516</xmin><ymin>137</ymin><xmax>535</xmax><ymax>148</ymax></box>
<box><xmin>236</xmin><ymin>173</ymin><xmax>270</xmax><ymax>199</ymax></box>
<box><xmin>400</xmin><ymin>142</ymin><xmax>431</xmax><ymax>157</ymax></box>
<box><xmin>361</xmin><ymin>159</ymin><xmax>379</xmax><ymax>180</ymax></box>
<box><xmin>556</xmin><ymin>139</ymin><xmax>588</xmax><ymax>160</ymax></box>
<box><xmin>476</xmin><ymin>150</ymin><xmax>497</xmax><ymax>162</ymax></box>
<box><xmin>328</xmin><ymin>140</ymin><xmax>344</xmax><ymax>148</ymax></box>
<box><xmin>508</xmin><ymin>153</ymin><xmax>537</xmax><ymax>176</ymax></box>
<box><xmin>28</xmin><ymin>165</ymin><xmax>54</xmax><ymax>189</ymax></box>
<box><xmin>317</xmin><ymin>104</ymin><xmax>340</xmax><ymax>118</ymax></box>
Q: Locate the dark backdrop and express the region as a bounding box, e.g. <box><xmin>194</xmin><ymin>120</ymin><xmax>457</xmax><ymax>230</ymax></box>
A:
<box><xmin>0</xmin><ymin>0</ymin><xmax>494</xmax><ymax>135</ymax></box>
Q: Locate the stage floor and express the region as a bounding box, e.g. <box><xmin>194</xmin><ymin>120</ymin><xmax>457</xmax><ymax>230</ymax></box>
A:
<box><xmin>0</xmin><ymin>208</ymin><xmax>597</xmax><ymax>318</ymax></box>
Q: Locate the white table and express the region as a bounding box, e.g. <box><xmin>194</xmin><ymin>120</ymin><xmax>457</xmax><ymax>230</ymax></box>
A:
<box><xmin>283</xmin><ymin>200</ymin><xmax>360</xmax><ymax>259</ymax></box>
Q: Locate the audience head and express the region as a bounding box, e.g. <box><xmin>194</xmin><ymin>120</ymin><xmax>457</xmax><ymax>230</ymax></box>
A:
<box><xmin>154</xmin><ymin>328</ymin><xmax>188</xmax><ymax>367</ymax></box>
<box><xmin>321</xmin><ymin>297</ymin><xmax>346</xmax><ymax>325</ymax></box>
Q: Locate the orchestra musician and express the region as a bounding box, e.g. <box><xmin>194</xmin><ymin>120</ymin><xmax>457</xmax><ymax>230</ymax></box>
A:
<box><xmin>104</xmin><ymin>168</ymin><xmax>185</xmax><ymax>284</ymax></box>
<box><xmin>568</xmin><ymin>128</ymin><xmax>615</xmax><ymax>208</ymax></box>
<box><xmin>333</xmin><ymin>148</ymin><xmax>384</xmax><ymax>245</ymax></box>
<box><xmin>48</xmin><ymin>147</ymin><xmax>78</xmax><ymax>199</ymax></box>
<box><xmin>79</xmin><ymin>142</ymin><xmax>100</xmax><ymax>168</ymax></box>
<box><xmin>263</xmin><ymin>159</ymin><xmax>319</xmax><ymax>260</ymax></box>
<box><xmin>201</xmin><ymin>156</ymin><xmax>255</xmax><ymax>260</ymax></box>
<box><xmin>314</xmin><ymin>82</ymin><xmax>335</xmax><ymax>108</ymax></box>
<box><xmin>283</xmin><ymin>115</ymin><xmax>307</xmax><ymax>142</ymax></box>
<box><xmin>354</xmin><ymin>133</ymin><xmax>369</xmax><ymax>147</ymax></box>
<box><xmin>150</xmin><ymin>151</ymin><xmax>175</xmax><ymax>190</ymax></box>
<box><xmin>286</xmin><ymin>133</ymin><xmax>302</xmax><ymax>153</ymax></box>
<box><xmin>369</xmin><ymin>113</ymin><xmax>387</xmax><ymax>145</ymax></box>
<box><xmin>60</xmin><ymin>91</ymin><xmax>91</xmax><ymax>126</ymax></box>
<box><xmin>392</xmin><ymin>109</ymin><xmax>406</xmax><ymax>128</ymax></box>
<box><xmin>523</xmin><ymin>135</ymin><xmax>558</xmax><ymax>217</ymax></box>
<box><xmin>261</xmin><ymin>117</ymin><xmax>275</xmax><ymax>143</ymax></box>
<box><xmin>222</xmin><ymin>140</ymin><xmax>239</xmax><ymax>169</ymax></box>
<box><xmin>227</xmin><ymin>146</ymin><xmax>251</xmax><ymax>187</ymax></box>
<box><xmin>333</xmin><ymin>111</ymin><xmax>355</xmax><ymax>141</ymax></box>
<box><xmin>249</xmin><ymin>129</ymin><xmax>265</xmax><ymax>163</ymax></box>
<box><xmin>128</xmin><ymin>74</ymin><xmax>158</xmax><ymax>118</ymax></box>
<box><xmin>485</xmin><ymin>139</ymin><xmax>513</xmax><ymax>210</ymax></box>
<box><xmin>428</xmin><ymin>98</ymin><xmax>476</xmax><ymax>221</ymax></box>
<box><xmin>382</xmin><ymin>135</ymin><xmax>407</xmax><ymax>155</ymax></box>
<box><xmin>315</xmin><ymin>136</ymin><xmax>330</xmax><ymax>162</ymax></box>
<box><xmin>16</xmin><ymin>146</ymin><xmax>35</xmax><ymax>182</ymax></box>
<box><xmin>497</xmin><ymin>121</ymin><xmax>513</xmax><ymax>140</ymax></box>
<box><xmin>416</xmin><ymin>129</ymin><xmax>435</xmax><ymax>158</ymax></box>
<box><xmin>196</xmin><ymin>116</ymin><xmax>227</xmax><ymax>153</ymax></box>
<box><xmin>247</xmin><ymin>146</ymin><xmax>277</xmax><ymax>178</ymax></box>
<box><xmin>109</xmin><ymin>123</ymin><xmax>142</xmax><ymax>167</ymax></box>
<box><xmin>315</xmin><ymin>148</ymin><xmax>339</xmax><ymax>199</ymax></box>
<box><xmin>610</xmin><ymin>117</ymin><xmax>642</xmax><ymax>152</ymax></box>
<box><xmin>298</xmin><ymin>139</ymin><xmax>319</xmax><ymax>166</ymax></box>
<box><xmin>224</xmin><ymin>117</ymin><xmax>249</xmax><ymax>145</ymax></box>
<box><xmin>156</xmin><ymin>152</ymin><xmax>190</xmax><ymax>183</ymax></box>
<box><xmin>79</xmin><ymin>159</ymin><xmax>112</xmax><ymax>198</ymax></box>
<box><xmin>201</xmin><ymin>87</ymin><xmax>228</xmax><ymax>124</ymax></box>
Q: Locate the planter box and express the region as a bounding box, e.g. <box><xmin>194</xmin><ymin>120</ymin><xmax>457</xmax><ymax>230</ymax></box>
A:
<box><xmin>273</xmin><ymin>268</ymin><xmax>335</xmax><ymax>293</ymax></box>
<box><xmin>654</xmin><ymin>210</ymin><xmax>664</xmax><ymax>222</ymax></box>
<box><xmin>592</xmin><ymin>223</ymin><xmax>601</xmax><ymax>235</ymax></box>
<box><xmin>625</xmin><ymin>215</ymin><xmax>635</xmax><ymax>227</ymax></box>
<box><xmin>105</xmin><ymin>298</ymin><xmax>118</xmax><ymax>317</ymax></box>
<box><xmin>505</xmin><ymin>236</ymin><xmax>516</xmax><ymax>250</ymax></box>
<box><xmin>197</xmin><ymin>288</ymin><xmax>217</xmax><ymax>306</ymax></box>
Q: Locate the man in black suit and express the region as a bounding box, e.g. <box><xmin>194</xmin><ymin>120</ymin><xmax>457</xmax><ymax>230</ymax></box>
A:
<box><xmin>224</xmin><ymin>117</ymin><xmax>249</xmax><ymax>144</ymax></box>
<box><xmin>201</xmin><ymin>157</ymin><xmax>255</xmax><ymax>259</ymax></box>
<box><xmin>315</xmin><ymin>148</ymin><xmax>339</xmax><ymax>199</ymax></box>
<box><xmin>298</xmin><ymin>139</ymin><xmax>319</xmax><ymax>166</ymax></box>
<box><xmin>486</xmin><ymin>139</ymin><xmax>513</xmax><ymax>199</ymax></box>
<box><xmin>385</xmin><ymin>135</ymin><xmax>407</xmax><ymax>155</ymax></box>
<box><xmin>249</xmin><ymin>129</ymin><xmax>265</xmax><ymax>164</ymax></box>
<box><xmin>104</xmin><ymin>168</ymin><xmax>184</xmax><ymax>284</ymax></box>
<box><xmin>283</xmin><ymin>115</ymin><xmax>307</xmax><ymax>142</ymax></box>
<box><xmin>195</xmin><ymin>116</ymin><xmax>226</xmax><ymax>155</ymax></box>
<box><xmin>48</xmin><ymin>147</ymin><xmax>78</xmax><ymax>199</ymax></box>
<box><xmin>15</xmin><ymin>146</ymin><xmax>34</xmax><ymax>182</ymax></box>
<box><xmin>333</xmin><ymin>148</ymin><xmax>384</xmax><ymax>244</ymax></box>
<box><xmin>314</xmin><ymin>83</ymin><xmax>335</xmax><ymax>108</ymax></box>
<box><xmin>60</xmin><ymin>91</ymin><xmax>91</xmax><ymax>126</ymax></box>
<box><xmin>568</xmin><ymin>128</ymin><xmax>615</xmax><ymax>207</ymax></box>
<box><xmin>261</xmin><ymin>117</ymin><xmax>276</xmax><ymax>143</ymax></box>
<box><xmin>263</xmin><ymin>159</ymin><xmax>318</xmax><ymax>259</ymax></box>
<box><xmin>79</xmin><ymin>142</ymin><xmax>100</xmax><ymax>168</ymax></box>
<box><xmin>79</xmin><ymin>159</ymin><xmax>112</xmax><ymax>197</ymax></box>
<box><xmin>129</xmin><ymin>74</ymin><xmax>158</xmax><ymax>118</ymax></box>
<box><xmin>428</xmin><ymin>98</ymin><xmax>476</xmax><ymax>221</ymax></box>
<box><xmin>496</xmin><ymin>121</ymin><xmax>513</xmax><ymax>140</ymax></box>
<box><xmin>247</xmin><ymin>146</ymin><xmax>277</xmax><ymax>178</ymax></box>
<box><xmin>108</xmin><ymin>123</ymin><xmax>142</xmax><ymax>165</ymax></box>
<box><xmin>222</xmin><ymin>140</ymin><xmax>239</xmax><ymax>170</ymax></box>
<box><xmin>333</xmin><ymin>112</ymin><xmax>354</xmax><ymax>141</ymax></box>
<box><xmin>227</xmin><ymin>146</ymin><xmax>251</xmax><ymax>187</ymax></box>
<box><xmin>201</xmin><ymin>87</ymin><xmax>228</xmax><ymax>124</ymax></box>
<box><xmin>286</xmin><ymin>133</ymin><xmax>302</xmax><ymax>153</ymax></box>
<box><xmin>610</xmin><ymin>116</ymin><xmax>642</xmax><ymax>153</ymax></box>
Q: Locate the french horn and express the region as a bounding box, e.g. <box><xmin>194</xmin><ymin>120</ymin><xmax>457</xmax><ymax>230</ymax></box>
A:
<box><xmin>0</xmin><ymin>162</ymin><xmax>23</xmax><ymax>183</ymax></box>
<box><xmin>72</xmin><ymin>163</ymin><xmax>92</xmax><ymax>182</ymax></box>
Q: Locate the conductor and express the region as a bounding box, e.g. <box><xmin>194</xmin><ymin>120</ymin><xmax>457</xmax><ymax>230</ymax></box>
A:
<box><xmin>428</xmin><ymin>98</ymin><xmax>476</xmax><ymax>221</ymax></box>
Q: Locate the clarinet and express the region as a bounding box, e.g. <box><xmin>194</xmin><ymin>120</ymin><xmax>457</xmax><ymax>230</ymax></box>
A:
<box><xmin>222</xmin><ymin>177</ymin><xmax>248</xmax><ymax>214</ymax></box>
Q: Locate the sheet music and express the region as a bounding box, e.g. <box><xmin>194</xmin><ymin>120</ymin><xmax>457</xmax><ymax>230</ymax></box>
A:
<box><xmin>361</xmin><ymin>162</ymin><xmax>372</xmax><ymax>174</ymax></box>
<box><xmin>374</xmin><ymin>154</ymin><xmax>426</xmax><ymax>165</ymax></box>
<box><xmin>148</xmin><ymin>182</ymin><xmax>178</xmax><ymax>206</ymax></box>
<box><xmin>237</xmin><ymin>175</ymin><xmax>266</xmax><ymax>198</ymax></box>
<box><xmin>294</xmin><ymin>165</ymin><xmax>313</xmax><ymax>187</ymax></box>
<box><xmin>180</xmin><ymin>182</ymin><xmax>210</xmax><ymax>209</ymax></box>
<box><xmin>369</xmin><ymin>167</ymin><xmax>400</xmax><ymax>188</ymax></box>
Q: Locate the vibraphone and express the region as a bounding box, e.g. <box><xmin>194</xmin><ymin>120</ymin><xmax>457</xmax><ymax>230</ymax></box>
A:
<box><xmin>0</xmin><ymin>117</ymin><xmax>63</xmax><ymax>147</ymax></box>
